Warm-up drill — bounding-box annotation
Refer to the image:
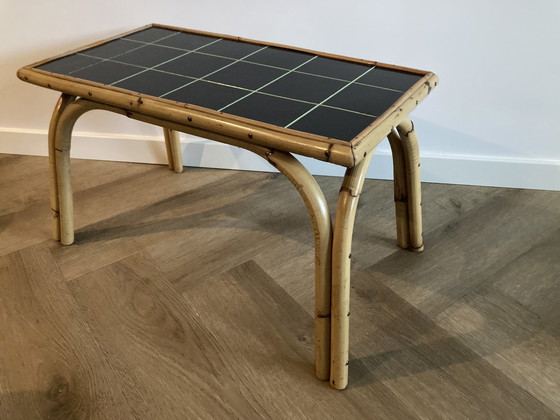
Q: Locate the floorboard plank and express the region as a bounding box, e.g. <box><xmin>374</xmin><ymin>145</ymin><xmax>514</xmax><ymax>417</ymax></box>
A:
<box><xmin>367</xmin><ymin>188</ymin><xmax>560</xmax><ymax>317</ymax></box>
<box><xmin>50</xmin><ymin>166</ymin><xmax>234</xmax><ymax>280</ymax></box>
<box><xmin>436</xmin><ymin>281</ymin><xmax>560</xmax><ymax>415</ymax></box>
<box><xmin>180</xmin><ymin>259</ymin><xmax>417</xmax><ymax>419</ymax></box>
<box><xmin>0</xmin><ymin>155</ymin><xmax>158</xmax><ymax>257</ymax></box>
<box><xmin>347</xmin><ymin>269</ymin><xmax>559</xmax><ymax>418</ymax></box>
<box><xmin>491</xmin><ymin>229</ymin><xmax>560</xmax><ymax>333</ymax></box>
<box><xmin>68</xmin><ymin>252</ymin><xmax>272</xmax><ymax>418</ymax></box>
<box><xmin>254</xmin><ymin>179</ymin><xmax>499</xmax><ymax>312</ymax></box>
<box><xmin>0</xmin><ymin>243</ymin><xmax>161</xmax><ymax>419</ymax></box>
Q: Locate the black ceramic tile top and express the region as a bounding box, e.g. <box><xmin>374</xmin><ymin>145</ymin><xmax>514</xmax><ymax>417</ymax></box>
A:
<box><xmin>324</xmin><ymin>84</ymin><xmax>402</xmax><ymax>117</ymax></box>
<box><xmin>164</xmin><ymin>80</ymin><xmax>248</xmax><ymax>110</ymax></box>
<box><xmin>123</xmin><ymin>27</ymin><xmax>177</xmax><ymax>43</ymax></box>
<box><xmin>71</xmin><ymin>61</ymin><xmax>141</xmax><ymax>85</ymax></box>
<box><xmin>116</xmin><ymin>44</ymin><xmax>187</xmax><ymax>68</ymax></box>
<box><xmin>114</xmin><ymin>70</ymin><xmax>194</xmax><ymax>97</ymax></box>
<box><xmin>290</xmin><ymin>106</ymin><xmax>374</xmax><ymax>141</ymax></box>
<box><xmin>31</xmin><ymin>26</ymin><xmax>426</xmax><ymax>142</ymax></box>
<box><xmin>198</xmin><ymin>39</ymin><xmax>264</xmax><ymax>59</ymax></box>
<box><xmin>204</xmin><ymin>61</ymin><xmax>286</xmax><ymax>90</ymax></box>
<box><xmin>222</xmin><ymin>93</ymin><xmax>314</xmax><ymax>127</ymax></box>
<box><xmin>84</xmin><ymin>39</ymin><xmax>141</xmax><ymax>59</ymax></box>
<box><xmin>297</xmin><ymin>56</ymin><xmax>371</xmax><ymax>81</ymax></box>
<box><xmin>261</xmin><ymin>71</ymin><xmax>346</xmax><ymax>103</ymax></box>
<box><xmin>155</xmin><ymin>52</ymin><xmax>233</xmax><ymax>78</ymax></box>
<box><xmin>154</xmin><ymin>32</ymin><xmax>217</xmax><ymax>51</ymax></box>
<box><xmin>37</xmin><ymin>54</ymin><xmax>102</xmax><ymax>74</ymax></box>
<box><xmin>357</xmin><ymin>67</ymin><xmax>423</xmax><ymax>92</ymax></box>
<box><xmin>247</xmin><ymin>47</ymin><xmax>314</xmax><ymax>69</ymax></box>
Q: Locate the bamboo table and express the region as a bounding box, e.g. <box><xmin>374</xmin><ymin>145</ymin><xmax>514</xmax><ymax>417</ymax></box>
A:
<box><xmin>18</xmin><ymin>24</ymin><xmax>438</xmax><ymax>390</ymax></box>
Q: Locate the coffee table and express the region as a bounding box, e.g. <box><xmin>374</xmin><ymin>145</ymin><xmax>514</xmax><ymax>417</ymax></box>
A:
<box><xmin>18</xmin><ymin>24</ymin><xmax>438</xmax><ymax>389</ymax></box>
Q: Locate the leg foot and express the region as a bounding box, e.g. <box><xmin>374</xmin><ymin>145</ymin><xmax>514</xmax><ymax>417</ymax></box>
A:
<box><xmin>163</xmin><ymin>128</ymin><xmax>183</xmax><ymax>173</ymax></box>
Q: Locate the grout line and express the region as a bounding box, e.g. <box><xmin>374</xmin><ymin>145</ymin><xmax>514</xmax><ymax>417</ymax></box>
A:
<box><xmin>78</xmin><ymin>53</ymin><xmax>379</xmax><ymax>119</ymax></box>
<box><xmin>100</xmin><ymin>41</ymin><xmax>404</xmax><ymax>93</ymax></box>
<box><xmin>159</xmin><ymin>45</ymin><xmax>269</xmax><ymax>98</ymax></box>
<box><xmin>109</xmin><ymin>38</ymin><xmax>224</xmax><ymax>87</ymax></box>
<box><xmin>68</xmin><ymin>31</ymin><xmax>181</xmax><ymax>76</ymax></box>
<box><xmin>218</xmin><ymin>55</ymin><xmax>319</xmax><ymax>112</ymax></box>
<box><xmin>284</xmin><ymin>65</ymin><xmax>377</xmax><ymax>128</ymax></box>
<box><xmin>76</xmin><ymin>40</ymin><xmax>404</xmax><ymax>93</ymax></box>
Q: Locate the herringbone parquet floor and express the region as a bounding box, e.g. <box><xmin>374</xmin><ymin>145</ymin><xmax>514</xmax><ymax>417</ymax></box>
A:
<box><xmin>1</xmin><ymin>153</ymin><xmax>559</xmax><ymax>419</ymax></box>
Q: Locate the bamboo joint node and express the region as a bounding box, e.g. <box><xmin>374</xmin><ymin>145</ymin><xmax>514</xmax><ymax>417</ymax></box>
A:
<box><xmin>404</xmin><ymin>120</ymin><xmax>415</xmax><ymax>136</ymax></box>
<box><xmin>339</xmin><ymin>186</ymin><xmax>360</xmax><ymax>198</ymax></box>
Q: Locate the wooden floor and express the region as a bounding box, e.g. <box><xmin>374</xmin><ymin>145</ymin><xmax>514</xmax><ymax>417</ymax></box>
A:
<box><xmin>1</xmin><ymin>153</ymin><xmax>559</xmax><ymax>419</ymax></box>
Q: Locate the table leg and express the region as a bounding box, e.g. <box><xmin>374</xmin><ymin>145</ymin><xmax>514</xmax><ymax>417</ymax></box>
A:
<box><xmin>266</xmin><ymin>151</ymin><xmax>333</xmax><ymax>381</ymax></box>
<box><xmin>396</xmin><ymin>119</ymin><xmax>423</xmax><ymax>252</ymax></box>
<box><xmin>53</xmin><ymin>98</ymin><xmax>107</xmax><ymax>245</ymax></box>
<box><xmin>48</xmin><ymin>94</ymin><xmax>76</xmax><ymax>241</ymax></box>
<box><xmin>330</xmin><ymin>150</ymin><xmax>374</xmax><ymax>390</ymax></box>
<box><xmin>330</xmin><ymin>119</ymin><xmax>424</xmax><ymax>389</ymax></box>
<box><xmin>163</xmin><ymin>128</ymin><xmax>173</xmax><ymax>170</ymax></box>
<box><xmin>388</xmin><ymin>127</ymin><xmax>411</xmax><ymax>249</ymax></box>
<box><xmin>163</xmin><ymin>128</ymin><xmax>183</xmax><ymax>173</ymax></box>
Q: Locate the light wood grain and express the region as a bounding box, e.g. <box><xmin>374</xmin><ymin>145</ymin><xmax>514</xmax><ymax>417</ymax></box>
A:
<box><xmin>68</xmin><ymin>252</ymin><xmax>259</xmax><ymax>418</ymax></box>
<box><xmin>179</xmin><ymin>259</ymin><xmax>416</xmax><ymax>418</ymax></box>
<box><xmin>0</xmin><ymin>156</ymin><xmax>154</xmax><ymax>257</ymax></box>
<box><xmin>1</xmin><ymin>155</ymin><xmax>560</xmax><ymax>417</ymax></box>
<box><xmin>349</xmin><ymin>270</ymin><xmax>558</xmax><ymax>418</ymax></box>
<box><xmin>491</xmin><ymin>229</ymin><xmax>560</xmax><ymax>332</ymax></box>
<box><xmin>0</xmin><ymin>243</ymin><xmax>161</xmax><ymax>419</ymax></box>
<box><xmin>436</xmin><ymin>230</ymin><xmax>560</xmax><ymax>413</ymax></box>
<box><xmin>253</xmin><ymin>176</ymin><xmax>499</xmax><ymax>314</ymax></box>
<box><xmin>369</xmin><ymin>188</ymin><xmax>560</xmax><ymax>317</ymax></box>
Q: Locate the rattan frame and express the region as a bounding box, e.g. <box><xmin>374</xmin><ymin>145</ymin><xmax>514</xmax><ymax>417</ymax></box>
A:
<box><xmin>18</xmin><ymin>24</ymin><xmax>437</xmax><ymax>389</ymax></box>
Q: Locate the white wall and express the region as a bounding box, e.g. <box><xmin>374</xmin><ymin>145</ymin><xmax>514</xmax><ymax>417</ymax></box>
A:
<box><xmin>1</xmin><ymin>0</ymin><xmax>559</xmax><ymax>190</ymax></box>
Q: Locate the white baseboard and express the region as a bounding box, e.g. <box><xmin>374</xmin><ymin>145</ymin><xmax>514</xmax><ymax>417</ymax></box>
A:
<box><xmin>1</xmin><ymin>128</ymin><xmax>559</xmax><ymax>191</ymax></box>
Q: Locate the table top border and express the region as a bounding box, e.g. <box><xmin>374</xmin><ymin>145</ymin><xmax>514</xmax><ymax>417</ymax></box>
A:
<box><xmin>18</xmin><ymin>23</ymin><xmax>438</xmax><ymax>168</ymax></box>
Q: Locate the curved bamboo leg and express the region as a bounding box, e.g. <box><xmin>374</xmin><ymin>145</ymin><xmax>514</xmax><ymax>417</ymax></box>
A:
<box><xmin>387</xmin><ymin>128</ymin><xmax>410</xmax><ymax>249</ymax></box>
<box><xmin>48</xmin><ymin>94</ymin><xmax>76</xmax><ymax>241</ymax></box>
<box><xmin>54</xmin><ymin>99</ymin><xmax>111</xmax><ymax>245</ymax></box>
<box><xmin>266</xmin><ymin>151</ymin><xmax>332</xmax><ymax>380</ymax></box>
<box><xmin>163</xmin><ymin>128</ymin><xmax>183</xmax><ymax>173</ymax></box>
<box><xmin>330</xmin><ymin>150</ymin><xmax>375</xmax><ymax>390</ymax></box>
<box><xmin>396</xmin><ymin>120</ymin><xmax>423</xmax><ymax>252</ymax></box>
<box><xmin>163</xmin><ymin>128</ymin><xmax>174</xmax><ymax>170</ymax></box>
